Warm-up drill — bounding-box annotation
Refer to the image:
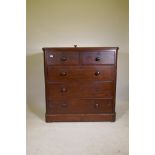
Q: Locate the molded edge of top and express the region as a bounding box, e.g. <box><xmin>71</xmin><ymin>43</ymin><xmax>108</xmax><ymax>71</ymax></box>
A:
<box><xmin>42</xmin><ymin>47</ymin><xmax>119</xmax><ymax>51</ymax></box>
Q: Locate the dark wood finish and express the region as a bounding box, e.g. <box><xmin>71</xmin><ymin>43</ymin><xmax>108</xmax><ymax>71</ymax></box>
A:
<box><xmin>46</xmin><ymin>81</ymin><xmax>113</xmax><ymax>98</ymax></box>
<box><xmin>81</xmin><ymin>51</ymin><xmax>115</xmax><ymax>65</ymax></box>
<box><xmin>43</xmin><ymin>47</ymin><xmax>118</xmax><ymax>122</ymax></box>
<box><xmin>47</xmin><ymin>66</ymin><xmax>115</xmax><ymax>81</ymax></box>
<box><xmin>46</xmin><ymin>113</ymin><xmax>116</xmax><ymax>122</ymax></box>
<box><xmin>46</xmin><ymin>50</ymin><xmax>79</xmax><ymax>65</ymax></box>
<box><xmin>47</xmin><ymin>99</ymin><xmax>113</xmax><ymax>114</ymax></box>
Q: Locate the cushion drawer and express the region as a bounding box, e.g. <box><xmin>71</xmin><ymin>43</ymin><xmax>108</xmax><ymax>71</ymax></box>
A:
<box><xmin>81</xmin><ymin>51</ymin><xmax>115</xmax><ymax>65</ymax></box>
<box><xmin>47</xmin><ymin>66</ymin><xmax>115</xmax><ymax>81</ymax></box>
<box><xmin>45</xmin><ymin>50</ymin><xmax>79</xmax><ymax>65</ymax></box>
<box><xmin>47</xmin><ymin>99</ymin><xmax>113</xmax><ymax>114</ymax></box>
<box><xmin>47</xmin><ymin>81</ymin><xmax>113</xmax><ymax>98</ymax></box>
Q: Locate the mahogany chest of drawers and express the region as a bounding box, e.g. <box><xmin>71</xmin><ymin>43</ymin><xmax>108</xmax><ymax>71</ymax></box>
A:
<box><xmin>43</xmin><ymin>47</ymin><xmax>118</xmax><ymax>122</ymax></box>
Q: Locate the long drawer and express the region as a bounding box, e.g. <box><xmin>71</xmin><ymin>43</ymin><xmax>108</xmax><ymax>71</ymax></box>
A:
<box><xmin>47</xmin><ymin>66</ymin><xmax>115</xmax><ymax>81</ymax></box>
<box><xmin>46</xmin><ymin>99</ymin><xmax>113</xmax><ymax>114</ymax></box>
<box><xmin>47</xmin><ymin>81</ymin><xmax>114</xmax><ymax>98</ymax></box>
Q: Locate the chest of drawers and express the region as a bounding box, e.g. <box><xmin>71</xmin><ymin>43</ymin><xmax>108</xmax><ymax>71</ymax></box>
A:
<box><xmin>43</xmin><ymin>47</ymin><xmax>118</xmax><ymax>122</ymax></box>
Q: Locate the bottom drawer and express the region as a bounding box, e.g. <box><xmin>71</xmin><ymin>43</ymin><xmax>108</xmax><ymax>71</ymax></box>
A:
<box><xmin>46</xmin><ymin>99</ymin><xmax>113</xmax><ymax>114</ymax></box>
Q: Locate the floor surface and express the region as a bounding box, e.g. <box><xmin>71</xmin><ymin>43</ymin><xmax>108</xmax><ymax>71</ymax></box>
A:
<box><xmin>27</xmin><ymin>100</ymin><xmax>128</xmax><ymax>155</ymax></box>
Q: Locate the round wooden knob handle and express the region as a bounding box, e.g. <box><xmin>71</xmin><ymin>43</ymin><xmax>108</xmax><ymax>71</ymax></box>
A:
<box><xmin>95</xmin><ymin>103</ymin><xmax>99</xmax><ymax>108</ymax></box>
<box><xmin>61</xmin><ymin>87</ymin><xmax>67</xmax><ymax>92</ymax></box>
<box><xmin>95</xmin><ymin>57</ymin><xmax>100</xmax><ymax>61</ymax></box>
<box><xmin>60</xmin><ymin>72</ymin><xmax>67</xmax><ymax>76</ymax></box>
<box><xmin>61</xmin><ymin>103</ymin><xmax>67</xmax><ymax>107</ymax></box>
<box><xmin>95</xmin><ymin>71</ymin><xmax>100</xmax><ymax>76</ymax></box>
<box><xmin>61</xmin><ymin>56</ymin><xmax>67</xmax><ymax>61</ymax></box>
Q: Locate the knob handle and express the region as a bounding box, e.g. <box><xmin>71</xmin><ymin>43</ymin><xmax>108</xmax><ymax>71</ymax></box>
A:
<box><xmin>61</xmin><ymin>103</ymin><xmax>67</xmax><ymax>107</ymax></box>
<box><xmin>49</xmin><ymin>54</ymin><xmax>54</xmax><ymax>58</ymax></box>
<box><xmin>95</xmin><ymin>57</ymin><xmax>100</xmax><ymax>61</ymax></box>
<box><xmin>61</xmin><ymin>87</ymin><xmax>67</xmax><ymax>92</ymax></box>
<box><xmin>95</xmin><ymin>71</ymin><xmax>100</xmax><ymax>76</ymax></box>
<box><xmin>60</xmin><ymin>72</ymin><xmax>67</xmax><ymax>76</ymax></box>
<box><xmin>61</xmin><ymin>56</ymin><xmax>67</xmax><ymax>61</ymax></box>
<box><xmin>95</xmin><ymin>103</ymin><xmax>99</xmax><ymax>109</ymax></box>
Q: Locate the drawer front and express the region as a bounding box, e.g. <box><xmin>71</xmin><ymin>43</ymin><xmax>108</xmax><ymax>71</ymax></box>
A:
<box><xmin>47</xmin><ymin>66</ymin><xmax>115</xmax><ymax>81</ymax></box>
<box><xmin>47</xmin><ymin>99</ymin><xmax>113</xmax><ymax>114</ymax></box>
<box><xmin>46</xmin><ymin>51</ymin><xmax>79</xmax><ymax>65</ymax></box>
<box><xmin>47</xmin><ymin>82</ymin><xmax>78</xmax><ymax>98</ymax></box>
<box><xmin>80</xmin><ymin>81</ymin><xmax>113</xmax><ymax>98</ymax></box>
<box><xmin>47</xmin><ymin>66</ymin><xmax>80</xmax><ymax>81</ymax></box>
<box><xmin>81</xmin><ymin>51</ymin><xmax>115</xmax><ymax>65</ymax></box>
<box><xmin>47</xmin><ymin>81</ymin><xmax>113</xmax><ymax>98</ymax></box>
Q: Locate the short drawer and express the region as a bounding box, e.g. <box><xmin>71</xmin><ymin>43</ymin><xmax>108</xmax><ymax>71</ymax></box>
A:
<box><xmin>47</xmin><ymin>66</ymin><xmax>115</xmax><ymax>81</ymax></box>
<box><xmin>45</xmin><ymin>50</ymin><xmax>79</xmax><ymax>65</ymax></box>
<box><xmin>47</xmin><ymin>99</ymin><xmax>113</xmax><ymax>114</ymax></box>
<box><xmin>47</xmin><ymin>81</ymin><xmax>114</xmax><ymax>98</ymax></box>
<box><xmin>81</xmin><ymin>51</ymin><xmax>115</xmax><ymax>65</ymax></box>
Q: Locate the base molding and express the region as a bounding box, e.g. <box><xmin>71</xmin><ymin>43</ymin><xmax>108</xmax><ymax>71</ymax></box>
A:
<box><xmin>45</xmin><ymin>113</ymin><xmax>116</xmax><ymax>122</ymax></box>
